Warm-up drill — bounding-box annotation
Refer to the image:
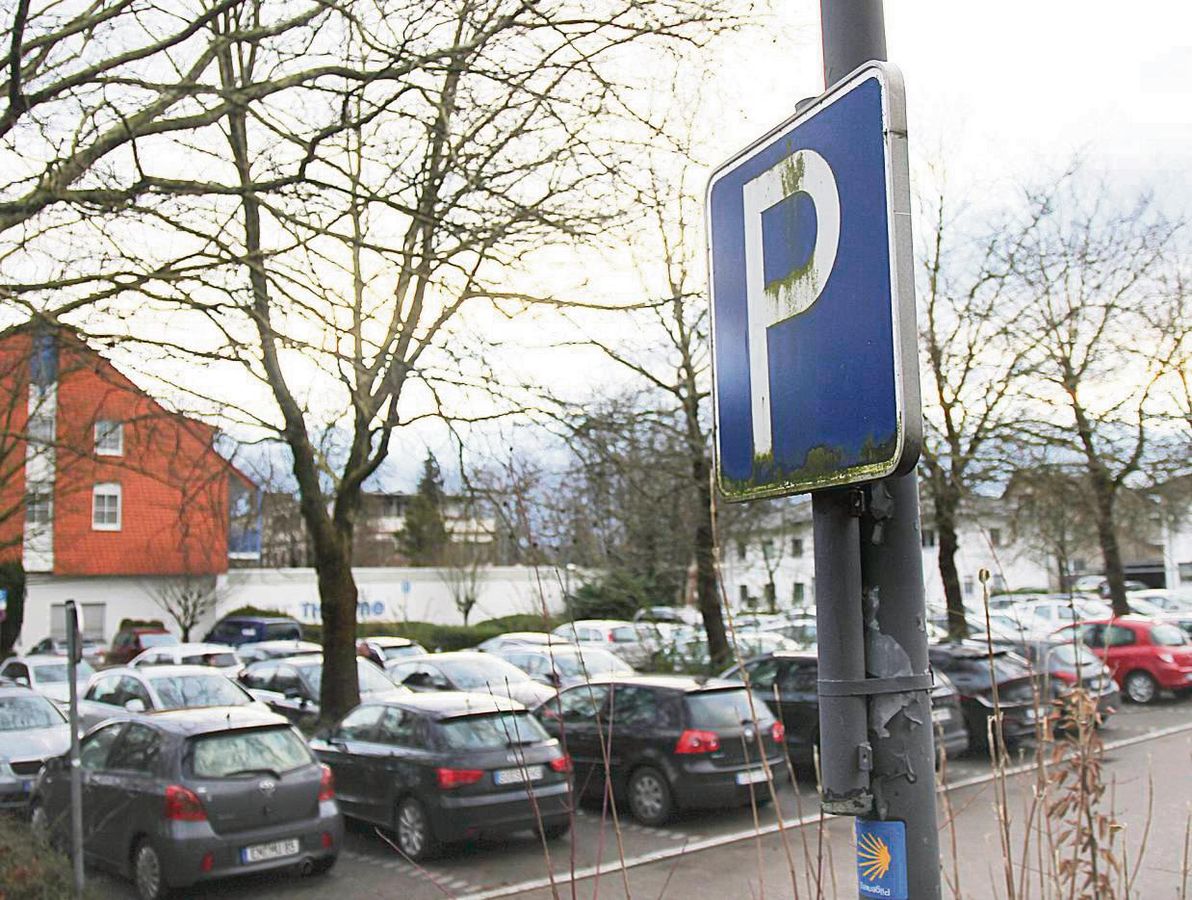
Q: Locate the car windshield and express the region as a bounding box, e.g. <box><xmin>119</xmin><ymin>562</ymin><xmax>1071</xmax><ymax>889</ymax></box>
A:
<box><xmin>264</xmin><ymin>624</ymin><xmax>300</xmax><ymax>641</ymax></box>
<box><xmin>382</xmin><ymin>645</ymin><xmax>423</xmax><ymax>661</ymax></box>
<box><xmin>1049</xmin><ymin>644</ymin><xmax>1100</xmax><ymax>668</ymax></box>
<box><xmin>299</xmin><ymin>660</ymin><xmax>394</xmax><ymax>694</ymax></box>
<box><xmin>1151</xmin><ymin>624</ymin><xmax>1188</xmax><ymax>647</ymax></box>
<box><xmin>188</xmin><ymin>726</ymin><xmax>312</xmax><ymax>778</ymax></box>
<box><xmin>437</xmin><ymin>711</ymin><xmax>549</xmax><ymax>750</ymax></box>
<box><xmin>33</xmin><ymin>661</ymin><xmax>94</xmax><ymax>683</ymax></box>
<box><xmin>149</xmin><ymin>674</ymin><xmax>250</xmax><ymax>708</ymax></box>
<box><xmin>180</xmin><ymin>652</ymin><xmax>239</xmax><ymax>668</ymax></box>
<box><xmin>685</xmin><ymin>689</ymin><xmax>775</xmax><ymax>729</ymax></box>
<box><xmin>0</xmin><ymin>694</ymin><xmax>65</xmax><ymax>730</ymax></box>
<box><xmin>554</xmin><ymin>650</ymin><xmax>631</xmax><ymax>677</ymax></box>
<box><xmin>140</xmin><ymin>634</ymin><xmax>178</xmax><ymax>648</ymax></box>
<box><xmin>438</xmin><ymin>657</ymin><xmax>531</xmax><ymax>688</ymax></box>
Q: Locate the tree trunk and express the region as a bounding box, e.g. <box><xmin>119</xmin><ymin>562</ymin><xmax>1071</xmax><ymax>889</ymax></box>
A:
<box><xmin>693</xmin><ymin>453</ymin><xmax>729</xmax><ymax>668</ymax></box>
<box><xmin>1089</xmin><ymin>473</ymin><xmax>1130</xmax><ymax>617</ymax></box>
<box><xmin>935</xmin><ymin>495</ymin><xmax>968</xmax><ymax>640</ymax></box>
<box><xmin>314</xmin><ymin>536</ymin><xmax>360</xmax><ymax>725</ymax></box>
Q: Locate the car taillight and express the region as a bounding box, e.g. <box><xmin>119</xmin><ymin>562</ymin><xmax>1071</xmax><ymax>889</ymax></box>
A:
<box><xmin>549</xmin><ymin>754</ymin><xmax>572</xmax><ymax>773</ymax></box>
<box><xmin>318</xmin><ymin>764</ymin><xmax>335</xmax><ymax>801</ymax></box>
<box><xmin>436</xmin><ymin>767</ymin><xmax>484</xmax><ymax>789</ymax></box>
<box><xmin>163</xmin><ymin>785</ymin><xmax>206</xmax><ymax>822</ymax></box>
<box><xmin>770</xmin><ymin>722</ymin><xmax>785</xmax><ymax>743</ymax></box>
<box><xmin>674</xmin><ymin>729</ymin><xmax>721</xmax><ymax>754</ymax></box>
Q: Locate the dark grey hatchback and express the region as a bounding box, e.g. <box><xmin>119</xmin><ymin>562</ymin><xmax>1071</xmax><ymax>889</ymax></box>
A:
<box><xmin>31</xmin><ymin>707</ymin><xmax>342</xmax><ymax>900</ymax></box>
<box><xmin>310</xmin><ymin>692</ymin><xmax>572</xmax><ymax>861</ymax></box>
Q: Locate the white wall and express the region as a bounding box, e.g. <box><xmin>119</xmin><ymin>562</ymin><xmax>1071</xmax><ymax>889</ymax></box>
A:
<box><xmin>20</xmin><ymin>575</ymin><xmax>176</xmax><ymax>649</ymax></box>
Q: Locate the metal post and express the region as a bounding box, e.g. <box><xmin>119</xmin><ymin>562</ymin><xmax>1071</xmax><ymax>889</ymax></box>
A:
<box><xmin>65</xmin><ymin>600</ymin><xmax>84</xmax><ymax>898</ymax></box>
<box><xmin>812</xmin><ymin>490</ymin><xmax>871</xmax><ymax>814</ymax></box>
<box><xmin>818</xmin><ymin>3</ymin><xmax>942</xmax><ymax>898</ymax></box>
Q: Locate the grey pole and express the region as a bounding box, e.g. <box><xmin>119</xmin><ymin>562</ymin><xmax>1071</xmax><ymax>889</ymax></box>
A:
<box><xmin>818</xmin><ymin>2</ymin><xmax>943</xmax><ymax>898</ymax></box>
<box><xmin>65</xmin><ymin>600</ymin><xmax>85</xmax><ymax>898</ymax></box>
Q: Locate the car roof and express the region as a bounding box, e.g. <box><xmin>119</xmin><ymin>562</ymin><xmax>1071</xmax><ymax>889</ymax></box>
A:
<box><xmin>0</xmin><ymin>683</ymin><xmax>52</xmax><ymax>698</ymax></box>
<box><xmin>132</xmin><ymin>705</ymin><xmax>289</xmax><ymax>734</ymax></box>
<box><xmin>365</xmin><ymin>636</ymin><xmax>421</xmax><ymax>647</ymax></box>
<box><xmin>219</xmin><ymin>616</ymin><xmax>297</xmax><ymax>624</ymax></box>
<box><xmin>387</xmin><ymin>651</ymin><xmax>491</xmax><ymax>664</ymax></box>
<box><xmin>163</xmin><ymin>643</ymin><xmax>237</xmax><ymax>654</ymax></box>
<box><xmin>5</xmin><ymin>654</ymin><xmax>77</xmax><ymax>665</ymax></box>
<box><xmin>98</xmin><ymin>664</ymin><xmax>231</xmax><ymax>679</ymax></box>
<box><xmin>574</xmin><ymin>674</ymin><xmax>718</xmax><ymax>692</ymax></box>
<box><xmin>366</xmin><ymin>690</ymin><xmax>524</xmax><ymax>718</ymax></box>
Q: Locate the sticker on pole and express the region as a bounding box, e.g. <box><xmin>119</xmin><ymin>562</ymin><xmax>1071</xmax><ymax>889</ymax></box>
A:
<box><xmin>855</xmin><ymin>818</ymin><xmax>908</xmax><ymax>900</ymax></box>
<box><xmin>706</xmin><ymin>62</ymin><xmax>920</xmax><ymax>500</ymax></box>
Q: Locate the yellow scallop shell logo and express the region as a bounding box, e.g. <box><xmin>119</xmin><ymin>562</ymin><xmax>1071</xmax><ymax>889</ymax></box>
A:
<box><xmin>858</xmin><ymin>832</ymin><xmax>892</xmax><ymax>881</ymax></box>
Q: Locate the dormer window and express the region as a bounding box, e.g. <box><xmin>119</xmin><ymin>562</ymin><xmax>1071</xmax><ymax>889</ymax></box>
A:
<box><xmin>95</xmin><ymin>420</ymin><xmax>123</xmax><ymax>456</ymax></box>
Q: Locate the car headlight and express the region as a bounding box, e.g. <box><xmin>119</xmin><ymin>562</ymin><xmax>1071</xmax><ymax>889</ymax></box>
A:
<box><xmin>0</xmin><ymin>760</ymin><xmax>12</xmax><ymax>778</ymax></box>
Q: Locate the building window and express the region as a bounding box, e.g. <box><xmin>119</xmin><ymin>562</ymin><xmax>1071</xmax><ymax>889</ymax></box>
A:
<box><xmin>92</xmin><ymin>483</ymin><xmax>122</xmax><ymax>531</ymax></box>
<box><xmin>1179</xmin><ymin>562</ymin><xmax>1192</xmax><ymax>581</ymax></box>
<box><xmin>963</xmin><ymin>576</ymin><xmax>974</xmax><ymax>597</ymax></box>
<box><xmin>25</xmin><ymin>489</ymin><xmax>52</xmax><ymax>526</ymax></box>
<box><xmin>921</xmin><ymin>529</ymin><xmax>936</xmax><ymax>548</ymax></box>
<box><xmin>94</xmin><ymin>420</ymin><xmax>124</xmax><ymax>456</ymax></box>
<box><xmin>27</xmin><ymin>413</ymin><xmax>55</xmax><ymax>444</ymax></box>
<box><xmin>736</xmin><ymin>540</ymin><xmax>747</xmax><ymax>561</ymax></box>
<box><xmin>791</xmin><ymin>537</ymin><xmax>804</xmax><ymax>557</ymax></box>
<box><xmin>989</xmin><ymin>528</ymin><xmax>1002</xmax><ymax>548</ymax></box>
<box><xmin>761</xmin><ymin>539</ymin><xmax>775</xmax><ymax>559</ymax></box>
<box><xmin>738</xmin><ymin>585</ymin><xmax>749</xmax><ymax>605</ymax></box>
<box><xmin>792</xmin><ymin>582</ymin><xmax>805</xmax><ymax>604</ymax></box>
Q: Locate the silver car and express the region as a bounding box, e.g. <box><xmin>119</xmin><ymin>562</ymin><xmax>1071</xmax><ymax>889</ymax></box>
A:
<box><xmin>0</xmin><ymin>653</ymin><xmax>95</xmax><ymax>704</ymax></box>
<box><xmin>32</xmin><ymin>706</ymin><xmax>342</xmax><ymax>899</ymax></box>
<box><xmin>0</xmin><ymin>685</ymin><xmax>70</xmax><ymax>809</ymax></box>
<box><xmin>79</xmin><ymin>665</ymin><xmax>266</xmax><ymax>730</ymax></box>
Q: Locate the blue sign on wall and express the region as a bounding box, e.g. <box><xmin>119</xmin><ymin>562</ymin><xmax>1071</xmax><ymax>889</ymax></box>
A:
<box><xmin>855</xmin><ymin>818</ymin><xmax>909</xmax><ymax>900</ymax></box>
<box><xmin>707</xmin><ymin>63</ymin><xmax>920</xmax><ymax>500</ymax></box>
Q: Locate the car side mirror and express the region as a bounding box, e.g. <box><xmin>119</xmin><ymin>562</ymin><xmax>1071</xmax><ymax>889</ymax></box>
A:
<box><xmin>546</xmin><ymin>672</ymin><xmax>561</xmax><ymax>687</ymax></box>
<box><xmin>15</xmin><ymin>676</ymin><xmax>29</xmax><ymax>687</ymax></box>
<box><xmin>124</xmin><ymin>698</ymin><xmax>146</xmax><ymax>712</ymax></box>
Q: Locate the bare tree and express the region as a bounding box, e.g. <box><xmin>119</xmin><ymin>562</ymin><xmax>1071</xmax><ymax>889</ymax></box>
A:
<box><xmin>916</xmin><ymin>178</ymin><xmax>1040</xmax><ymax>639</ymax></box>
<box><xmin>1004</xmin><ymin>177</ymin><xmax>1187</xmax><ymax>615</ymax></box>
<box><xmin>150</xmin><ymin>575</ymin><xmax>221</xmax><ymax>641</ymax></box>
<box><xmin>440</xmin><ymin>541</ymin><xmax>484</xmax><ymax>626</ymax></box>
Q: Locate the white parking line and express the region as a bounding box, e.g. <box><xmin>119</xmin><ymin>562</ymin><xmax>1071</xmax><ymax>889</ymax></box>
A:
<box><xmin>455</xmin><ymin>721</ymin><xmax>1192</xmax><ymax>900</ymax></box>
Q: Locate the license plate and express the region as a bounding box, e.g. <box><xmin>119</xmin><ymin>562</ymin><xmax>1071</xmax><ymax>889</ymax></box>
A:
<box><xmin>241</xmin><ymin>839</ymin><xmax>299</xmax><ymax>864</ymax></box>
<box><xmin>735</xmin><ymin>768</ymin><xmax>768</xmax><ymax>785</ymax></box>
<box><xmin>494</xmin><ymin>765</ymin><xmax>543</xmax><ymax>786</ymax></box>
<box><xmin>931</xmin><ymin>708</ymin><xmax>952</xmax><ymax>723</ymax></box>
<box><xmin>20</xmin><ymin>780</ymin><xmax>32</xmax><ymax>794</ymax></box>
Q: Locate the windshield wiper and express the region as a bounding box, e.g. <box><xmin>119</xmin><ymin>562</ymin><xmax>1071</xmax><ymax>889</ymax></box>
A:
<box><xmin>223</xmin><ymin>767</ymin><xmax>281</xmax><ymax>779</ymax></box>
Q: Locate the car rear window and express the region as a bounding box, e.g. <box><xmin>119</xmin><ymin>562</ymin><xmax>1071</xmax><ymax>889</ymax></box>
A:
<box><xmin>439</xmin><ymin>657</ymin><xmax>532</xmax><ymax>688</ymax></box>
<box><xmin>181</xmin><ymin>652</ymin><xmax>239</xmax><ymax>668</ymax></box>
<box><xmin>555</xmin><ymin>650</ymin><xmax>631</xmax><ymax>677</ymax></box>
<box><xmin>437</xmin><ymin>712</ymin><xmax>550</xmax><ymax>750</ymax></box>
<box><xmin>1151</xmin><ymin>624</ymin><xmax>1188</xmax><ymax>647</ymax></box>
<box><xmin>0</xmin><ymin>694</ymin><xmax>65</xmax><ymax>730</ymax></box>
<box><xmin>685</xmin><ymin>689</ymin><xmax>775</xmax><ymax>729</ymax></box>
<box><xmin>140</xmin><ymin>634</ymin><xmax>178</xmax><ymax>649</ymax></box>
<box><xmin>382</xmin><ymin>645</ymin><xmax>423</xmax><ymax>661</ymax></box>
<box><xmin>265</xmin><ymin>623</ymin><xmax>301</xmax><ymax>641</ymax></box>
<box><xmin>188</xmin><ymin>727</ymin><xmax>312</xmax><ymax>778</ymax></box>
<box><xmin>149</xmin><ymin>674</ymin><xmax>251</xmax><ymax>708</ymax></box>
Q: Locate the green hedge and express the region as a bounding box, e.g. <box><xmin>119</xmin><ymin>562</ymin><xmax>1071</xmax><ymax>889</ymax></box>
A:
<box><xmin>0</xmin><ymin>812</ymin><xmax>101</xmax><ymax>899</ymax></box>
<box><xmin>300</xmin><ymin>614</ymin><xmax>558</xmax><ymax>652</ymax></box>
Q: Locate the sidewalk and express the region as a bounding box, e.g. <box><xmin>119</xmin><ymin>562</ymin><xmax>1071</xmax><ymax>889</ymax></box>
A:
<box><xmin>508</xmin><ymin>726</ymin><xmax>1192</xmax><ymax>899</ymax></box>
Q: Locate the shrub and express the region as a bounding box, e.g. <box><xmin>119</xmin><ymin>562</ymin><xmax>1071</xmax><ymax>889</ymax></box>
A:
<box><xmin>0</xmin><ymin>812</ymin><xmax>99</xmax><ymax>899</ymax></box>
<box><xmin>0</xmin><ymin>563</ymin><xmax>26</xmax><ymax>659</ymax></box>
<box><xmin>567</xmin><ymin>570</ymin><xmax>656</xmax><ymax>620</ymax></box>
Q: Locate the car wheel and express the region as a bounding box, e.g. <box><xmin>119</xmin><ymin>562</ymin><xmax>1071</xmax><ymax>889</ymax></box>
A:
<box><xmin>627</xmin><ymin>766</ymin><xmax>674</xmax><ymax>826</ymax></box>
<box><xmin>395</xmin><ymin>797</ymin><xmax>438</xmax><ymax>862</ymax></box>
<box><xmin>133</xmin><ymin>838</ymin><xmax>171</xmax><ymax>900</ymax></box>
<box><xmin>538</xmin><ymin>820</ymin><xmax>571</xmax><ymax>841</ymax></box>
<box><xmin>1122</xmin><ymin>671</ymin><xmax>1158</xmax><ymax>704</ymax></box>
<box><xmin>308</xmin><ymin>855</ymin><xmax>337</xmax><ymax>876</ymax></box>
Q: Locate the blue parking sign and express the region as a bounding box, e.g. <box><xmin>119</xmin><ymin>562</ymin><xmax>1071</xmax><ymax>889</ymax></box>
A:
<box><xmin>707</xmin><ymin>63</ymin><xmax>920</xmax><ymax>500</ymax></box>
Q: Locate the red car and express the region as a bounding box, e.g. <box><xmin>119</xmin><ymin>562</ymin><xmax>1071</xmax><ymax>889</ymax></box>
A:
<box><xmin>105</xmin><ymin>626</ymin><xmax>178</xmax><ymax>666</ymax></box>
<box><xmin>1054</xmin><ymin>616</ymin><xmax>1192</xmax><ymax>704</ymax></box>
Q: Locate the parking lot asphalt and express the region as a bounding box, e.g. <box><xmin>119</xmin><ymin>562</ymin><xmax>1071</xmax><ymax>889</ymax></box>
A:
<box><xmin>84</xmin><ymin>697</ymin><xmax>1191</xmax><ymax>899</ymax></box>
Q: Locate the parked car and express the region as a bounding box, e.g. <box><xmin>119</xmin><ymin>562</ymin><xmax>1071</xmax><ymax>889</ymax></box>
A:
<box><xmin>716</xmin><ymin>651</ymin><xmax>970</xmax><ymax>765</ymax></box>
<box><xmin>1128</xmin><ymin>589</ymin><xmax>1192</xmax><ymax>615</ymax></box>
<box><xmin>1070</xmin><ymin>576</ymin><xmax>1149</xmax><ymax>598</ymax></box>
<box><xmin>238</xmin><ymin>655</ymin><xmax>402</xmax><ymax>728</ymax></box>
<box><xmin>129</xmin><ymin>642</ymin><xmax>242</xmax><ymax>676</ymax></box>
<box><xmin>1008</xmin><ymin>640</ymin><xmax>1119</xmax><ymax>723</ymax></box>
<box><xmin>927</xmin><ymin>642</ymin><xmax>1041</xmax><ymax>750</ymax></box>
<box><xmin>385</xmin><ymin>652</ymin><xmax>555</xmax><ymax>708</ymax></box>
<box><xmin>532</xmin><ymin>675</ymin><xmax>784</xmax><ymax>826</ymax></box>
<box><xmin>662</xmin><ymin>631</ymin><xmax>800</xmax><ymax>672</ymax></box>
<box><xmin>492</xmin><ymin>645</ymin><xmax>634</xmax><ymax>689</ymax></box>
<box><xmin>79</xmin><ymin>665</ymin><xmax>265</xmax><ymax>729</ymax></box>
<box><xmin>0</xmin><ymin>685</ymin><xmax>70</xmax><ymax>810</ymax></box>
<box><xmin>0</xmin><ymin>654</ymin><xmax>95</xmax><ymax>704</ymax></box>
<box><xmin>633</xmin><ymin>606</ymin><xmax>702</xmax><ymax>627</ymax></box>
<box><xmin>236</xmin><ymin>640</ymin><xmax>323</xmax><ymax>665</ymax></box>
<box><xmin>997</xmin><ymin>599</ymin><xmax>1112</xmax><ymax>642</ymax></box>
<box><xmin>310</xmin><ymin>692</ymin><xmax>572</xmax><ymax>861</ymax></box>
<box><xmin>31</xmin><ymin>707</ymin><xmax>341</xmax><ymax>898</ymax></box>
<box><xmin>474</xmin><ymin>632</ymin><xmax>576</xmax><ymax>654</ymax></box>
<box><xmin>107</xmin><ymin>627</ymin><xmax>178</xmax><ymax>667</ymax></box>
<box><xmin>27</xmin><ymin>635</ymin><xmax>108</xmax><ymax>667</ymax></box>
<box><xmin>204</xmin><ymin>615</ymin><xmax>303</xmax><ymax>648</ymax></box>
<box><xmin>551</xmin><ymin>620</ymin><xmax>656</xmax><ymax>668</ymax></box>
<box><xmin>1053</xmin><ymin>617</ymin><xmax>1192</xmax><ymax>704</ymax></box>
<box><xmin>357</xmin><ymin>637</ymin><xmax>427</xmax><ymax>667</ymax></box>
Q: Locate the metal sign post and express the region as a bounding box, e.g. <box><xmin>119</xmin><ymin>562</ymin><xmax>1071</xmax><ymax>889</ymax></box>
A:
<box><xmin>65</xmin><ymin>600</ymin><xmax>85</xmax><ymax>897</ymax></box>
<box><xmin>706</xmin><ymin>1</ymin><xmax>941</xmax><ymax>897</ymax></box>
